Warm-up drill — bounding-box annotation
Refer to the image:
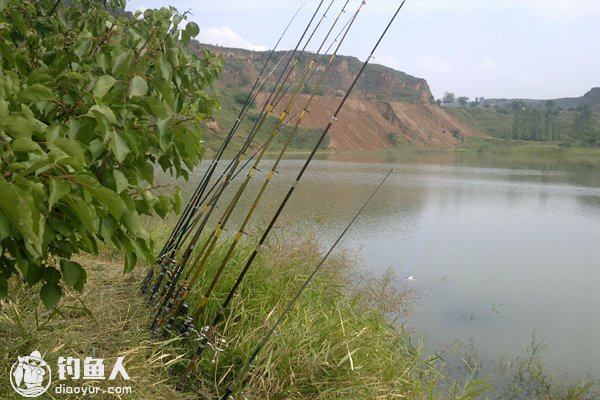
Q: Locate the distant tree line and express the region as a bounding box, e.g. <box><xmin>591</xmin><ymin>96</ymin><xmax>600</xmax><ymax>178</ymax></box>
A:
<box><xmin>439</xmin><ymin>91</ymin><xmax>600</xmax><ymax>147</ymax></box>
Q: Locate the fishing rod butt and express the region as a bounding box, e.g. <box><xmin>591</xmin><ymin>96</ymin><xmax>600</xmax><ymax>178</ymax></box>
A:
<box><xmin>220</xmin><ymin>386</ymin><xmax>234</xmax><ymax>400</ymax></box>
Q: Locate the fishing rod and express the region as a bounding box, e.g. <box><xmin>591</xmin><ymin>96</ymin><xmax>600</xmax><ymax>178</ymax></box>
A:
<box><xmin>152</xmin><ymin>27</ymin><xmax>300</xmax><ymax>263</ymax></box>
<box><xmin>146</xmin><ymin>0</ymin><xmax>335</xmax><ymax>309</ymax></box>
<box><xmin>176</xmin><ymin>0</ymin><xmax>408</xmax><ymax>387</ymax></box>
<box><xmin>144</xmin><ymin>46</ymin><xmax>295</xmax><ymax>300</ymax></box>
<box><xmin>153</xmin><ymin>45</ymin><xmax>297</xmax><ymax>261</ymax></box>
<box><xmin>144</xmin><ymin>0</ymin><xmax>328</xmax><ymax>305</ymax></box>
<box><xmin>218</xmin><ymin>169</ymin><xmax>394</xmax><ymax>399</ymax></box>
<box><xmin>188</xmin><ymin>0</ymin><xmax>362</xmax><ymax>324</ymax></box>
<box><xmin>148</xmin><ymin>0</ymin><xmax>331</xmax><ymax>325</ymax></box>
<box><xmin>141</xmin><ymin>5</ymin><xmax>304</xmax><ymax>295</ymax></box>
<box><xmin>152</xmin><ymin>0</ymin><xmax>345</xmax><ymax>333</ymax></box>
<box><xmin>159</xmin><ymin>17</ymin><xmax>358</xmax><ymax>338</ymax></box>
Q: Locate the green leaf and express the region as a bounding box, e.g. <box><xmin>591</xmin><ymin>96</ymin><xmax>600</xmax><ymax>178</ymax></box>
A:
<box><xmin>93</xmin><ymin>75</ymin><xmax>117</xmax><ymax>101</ymax></box>
<box><xmin>25</xmin><ymin>262</ymin><xmax>43</xmax><ymax>285</ymax></box>
<box><xmin>96</xmin><ymin>52</ymin><xmax>110</xmax><ymax>73</ymax></box>
<box><xmin>185</xmin><ymin>22</ymin><xmax>200</xmax><ymax>38</ymax></box>
<box><xmin>88</xmin><ymin>139</ymin><xmax>105</xmax><ymax>161</ymax></box>
<box><xmin>100</xmin><ymin>216</ymin><xmax>118</xmax><ymax>242</ymax></box>
<box><xmin>0</xmin><ymin>0</ymin><xmax>8</xmax><ymax>13</ymax></box>
<box><xmin>111</xmin><ymin>47</ymin><xmax>132</xmax><ymax>76</ymax></box>
<box><xmin>91</xmin><ymin>185</ymin><xmax>125</xmax><ymax>220</ymax></box>
<box><xmin>88</xmin><ymin>104</ymin><xmax>118</xmax><ymax>124</ymax></box>
<box><xmin>19</xmin><ymin>84</ymin><xmax>54</xmax><ymax>103</ymax></box>
<box><xmin>0</xmin><ymin>98</ymin><xmax>8</xmax><ymax>121</ymax></box>
<box><xmin>0</xmin><ymin>209</ymin><xmax>10</xmax><ymax>239</ymax></box>
<box><xmin>157</xmin><ymin>117</ymin><xmax>172</xmax><ymax>151</ymax></box>
<box><xmin>181</xmin><ymin>23</ymin><xmax>199</xmax><ymax>47</ymax></box>
<box><xmin>48</xmin><ymin>178</ymin><xmax>70</xmax><ymax>209</ymax></box>
<box><xmin>122</xmin><ymin>212</ymin><xmax>142</xmax><ymax>237</ymax></box>
<box><xmin>141</xmin><ymin>97</ymin><xmax>167</xmax><ymax>119</ymax></box>
<box><xmin>69</xmin><ymin>197</ymin><xmax>97</xmax><ymax>233</ymax></box>
<box><xmin>43</xmin><ymin>267</ymin><xmax>61</xmax><ymax>284</ymax></box>
<box><xmin>4</xmin><ymin>116</ymin><xmax>33</xmax><ymax>138</ymax></box>
<box><xmin>11</xmin><ymin>137</ymin><xmax>43</xmax><ymax>153</ymax></box>
<box><xmin>110</xmin><ymin>130</ymin><xmax>130</xmax><ymax>162</ymax></box>
<box><xmin>113</xmin><ymin>169</ymin><xmax>128</xmax><ymax>193</ymax></box>
<box><xmin>0</xmin><ymin>180</ymin><xmax>43</xmax><ymax>257</ymax></box>
<box><xmin>26</xmin><ymin>69</ymin><xmax>54</xmax><ymax>85</ymax></box>
<box><xmin>52</xmin><ymin>137</ymin><xmax>85</xmax><ymax>167</ymax></box>
<box><xmin>122</xmin><ymin>236</ymin><xmax>137</xmax><ymax>273</ymax></box>
<box><xmin>74</xmin><ymin>37</ymin><xmax>93</xmax><ymax>59</ymax></box>
<box><xmin>60</xmin><ymin>259</ymin><xmax>87</xmax><ymax>292</ymax></box>
<box><xmin>128</xmin><ymin>76</ymin><xmax>148</xmax><ymax>98</ymax></box>
<box><xmin>153</xmin><ymin>195</ymin><xmax>172</xmax><ymax>218</ymax></box>
<box><xmin>158</xmin><ymin>54</ymin><xmax>172</xmax><ymax>81</ymax></box>
<box><xmin>40</xmin><ymin>282</ymin><xmax>62</xmax><ymax>309</ymax></box>
<box><xmin>173</xmin><ymin>187</ymin><xmax>183</xmax><ymax>214</ymax></box>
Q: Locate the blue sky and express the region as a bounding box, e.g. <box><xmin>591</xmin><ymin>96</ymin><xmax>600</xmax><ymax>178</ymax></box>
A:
<box><xmin>126</xmin><ymin>0</ymin><xmax>600</xmax><ymax>100</ymax></box>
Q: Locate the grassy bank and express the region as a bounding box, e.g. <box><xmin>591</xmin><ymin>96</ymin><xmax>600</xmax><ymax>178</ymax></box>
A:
<box><xmin>2</xmin><ymin>229</ymin><xmax>598</xmax><ymax>398</ymax></box>
<box><xmin>0</xmin><ymin>231</ymin><xmax>492</xmax><ymax>400</ymax></box>
<box><xmin>465</xmin><ymin>137</ymin><xmax>600</xmax><ymax>168</ymax></box>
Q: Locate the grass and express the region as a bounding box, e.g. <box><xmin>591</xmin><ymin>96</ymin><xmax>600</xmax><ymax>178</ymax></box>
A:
<box><xmin>0</xmin><ymin>254</ymin><xmax>194</xmax><ymax>400</ymax></box>
<box><xmin>1</xmin><ymin>225</ymin><xmax>597</xmax><ymax>399</ymax></box>
<box><xmin>464</xmin><ymin>137</ymin><xmax>600</xmax><ymax>168</ymax></box>
<box><xmin>0</xmin><ymin>225</ymin><xmax>494</xmax><ymax>400</ymax></box>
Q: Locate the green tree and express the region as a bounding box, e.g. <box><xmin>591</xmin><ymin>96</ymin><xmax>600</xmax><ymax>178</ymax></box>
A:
<box><xmin>0</xmin><ymin>0</ymin><xmax>222</xmax><ymax>307</ymax></box>
<box><xmin>457</xmin><ymin>96</ymin><xmax>469</xmax><ymax>106</ymax></box>
<box><xmin>573</xmin><ymin>105</ymin><xmax>598</xmax><ymax>146</ymax></box>
<box><xmin>544</xmin><ymin>100</ymin><xmax>558</xmax><ymax>141</ymax></box>
<box><xmin>511</xmin><ymin>100</ymin><xmax>527</xmax><ymax>140</ymax></box>
<box><xmin>442</xmin><ymin>91</ymin><xmax>455</xmax><ymax>104</ymax></box>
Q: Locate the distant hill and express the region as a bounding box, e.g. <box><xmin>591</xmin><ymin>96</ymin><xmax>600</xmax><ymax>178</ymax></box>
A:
<box><xmin>447</xmin><ymin>87</ymin><xmax>600</xmax><ymax>146</ymax></box>
<box><xmin>196</xmin><ymin>43</ymin><xmax>434</xmax><ymax>104</ymax></box>
<box><xmin>482</xmin><ymin>87</ymin><xmax>600</xmax><ymax>111</ymax></box>
<box><xmin>194</xmin><ymin>43</ymin><xmax>484</xmax><ymax>151</ymax></box>
<box><xmin>582</xmin><ymin>87</ymin><xmax>600</xmax><ymax>107</ymax></box>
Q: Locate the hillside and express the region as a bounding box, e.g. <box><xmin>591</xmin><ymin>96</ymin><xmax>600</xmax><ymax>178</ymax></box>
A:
<box><xmin>196</xmin><ymin>43</ymin><xmax>484</xmax><ymax>151</ymax></box>
<box><xmin>482</xmin><ymin>87</ymin><xmax>600</xmax><ymax>111</ymax></box>
<box><xmin>446</xmin><ymin>91</ymin><xmax>600</xmax><ymax>146</ymax></box>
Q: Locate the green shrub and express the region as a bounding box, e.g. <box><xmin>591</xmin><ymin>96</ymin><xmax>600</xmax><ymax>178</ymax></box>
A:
<box><xmin>0</xmin><ymin>0</ymin><xmax>221</xmax><ymax>307</ymax></box>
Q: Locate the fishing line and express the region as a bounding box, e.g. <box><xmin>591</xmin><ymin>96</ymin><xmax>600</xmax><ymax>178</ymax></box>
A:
<box><xmin>149</xmin><ymin>0</ymin><xmax>330</xmax><ymax>328</ymax></box>
<box><xmin>142</xmin><ymin>4</ymin><xmax>305</xmax><ymax>294</ymax></box>
<box><xmin>176</xmin><ymin>0</ymin><xmax>409</xmax><ymax>387</ymax></box>
<box><xmin>154</xmin><ymin>0</ymin><xmax>349</xmax><ymax>333</ymax></box>
<box><xmin>218</xmin><ymin>169</ymin><xmax>394</xmax><ymax>399</ymax></box>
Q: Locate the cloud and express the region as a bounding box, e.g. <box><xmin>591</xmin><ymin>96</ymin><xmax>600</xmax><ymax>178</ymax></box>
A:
<box><xmin>199</xmin><ymin>26</ymin><xmax>268</xmax><ymax>51</ymax></box>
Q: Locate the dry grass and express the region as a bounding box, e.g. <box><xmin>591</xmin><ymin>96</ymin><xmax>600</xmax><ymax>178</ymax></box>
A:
<box><xmin>0</xmin><ymin>256</ymin><xmax>194</xmax><ymax>399</ymax></box>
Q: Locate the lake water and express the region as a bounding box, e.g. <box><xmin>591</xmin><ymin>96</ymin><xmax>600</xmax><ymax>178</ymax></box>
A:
<box><xmin>175</xmin><ymin>152</ymin><xmax>600</xmax><ymax>381</ymax></box>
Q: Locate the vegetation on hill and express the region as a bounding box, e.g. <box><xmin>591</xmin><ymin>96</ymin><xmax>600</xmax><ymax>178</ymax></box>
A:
<box><xmin>447</xmin><ymin>101</ymin><xmax>600</xmax><ymax>147</ymax></box>
<box><xmin>203</xmin><ymin>87</ymin><xmax>330</xmax><ymax>155</ymax></box>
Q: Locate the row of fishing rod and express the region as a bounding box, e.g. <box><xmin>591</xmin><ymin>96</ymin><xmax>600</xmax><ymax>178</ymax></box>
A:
<box><xmin>140</xmin><ymin>0</ymin><xmax>407</xmax><ymax>397</ymax></box>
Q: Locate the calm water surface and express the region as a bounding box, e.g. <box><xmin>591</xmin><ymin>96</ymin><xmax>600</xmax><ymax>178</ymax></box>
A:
<box><xmin>178</xmin><ymin>152</ymin><xmax>600</xmax><ymax>379</ymax></box>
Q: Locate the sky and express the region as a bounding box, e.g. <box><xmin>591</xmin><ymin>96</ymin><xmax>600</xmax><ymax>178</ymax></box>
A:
<box><xmin>126</xmin><ymin>0</ymin><xmax>600</xmax><ymax>100</ymax></box>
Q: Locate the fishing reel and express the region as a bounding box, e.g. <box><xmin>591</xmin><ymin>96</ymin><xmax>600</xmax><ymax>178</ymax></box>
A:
<box><xmin>197</xmin><ymin>326</ymin><xmax>228</xmax><ymax>364</ymax></box>
<box><xmin>179</xmin><ymin>315</ymin><xmax>195</xmax><ymax>338</ymax></box>
<box><xmin>147</xmin><ymin>257</ymin><xmax>176</xmax><ymax>303</ymax></box>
